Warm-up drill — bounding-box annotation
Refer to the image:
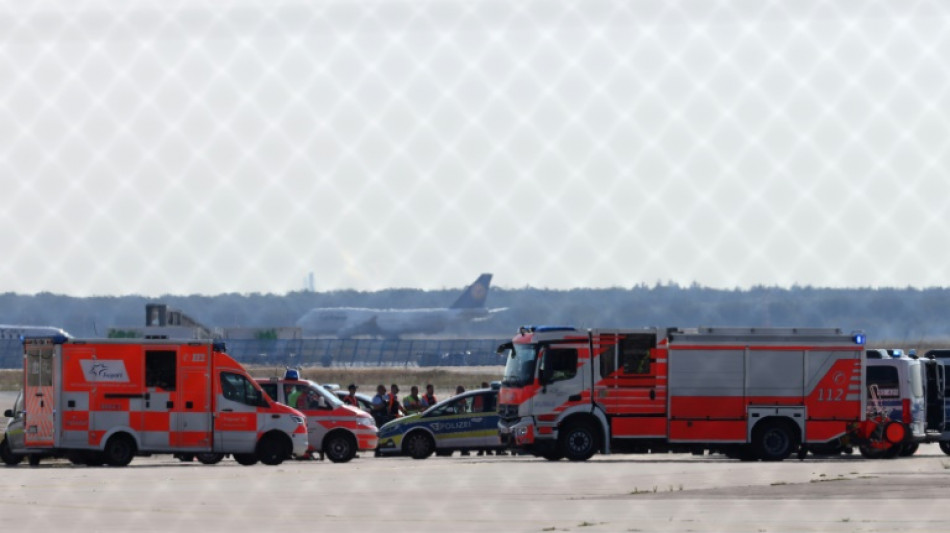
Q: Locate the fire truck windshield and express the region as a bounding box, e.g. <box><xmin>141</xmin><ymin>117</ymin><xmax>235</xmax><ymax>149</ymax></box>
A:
<box><xmin>502</xmin><ymin>343</ymin><xmax>538</xmax><ymax>388</ymax></box>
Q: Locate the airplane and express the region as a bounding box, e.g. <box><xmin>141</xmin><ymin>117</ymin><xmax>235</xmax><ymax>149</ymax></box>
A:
<box><xmin>295</xmin><ymin>273</ymin><xmax>505</xmax><ymax>338</ymax></box>
<box><xmin>0</xmin><ymin>325</ymin><xmax>72</xmax><ymax>340</ymax></box>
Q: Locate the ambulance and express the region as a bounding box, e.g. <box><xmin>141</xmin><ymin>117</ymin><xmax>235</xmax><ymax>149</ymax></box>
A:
<box><xmin>0</xmin><ymin>336</ymin><xmax>307</xmax><ymax>467</ymax></box>
<box><xmin>497</xmin><ymin>326</ymin><xmax>893</xmax><ymax>461</ymax></box>
<box><xmin>256</xmin><ymin>370</ymin><xmax>378</xmax><ymax>463</ymax></box>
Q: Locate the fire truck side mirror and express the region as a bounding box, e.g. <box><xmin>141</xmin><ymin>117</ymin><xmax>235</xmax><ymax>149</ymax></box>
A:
<box><xmin>496</xmin><ymin>343</ymin><xmax>512</xmax><ymax>355</ymax></box>
<box><xmin>3</xmin><ymin>409</ymin><xmax>11</xmax><ymax>418</ymax></box>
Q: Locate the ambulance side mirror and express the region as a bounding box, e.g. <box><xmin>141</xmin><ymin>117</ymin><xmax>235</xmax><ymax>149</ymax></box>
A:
<box><xmin>3</xmin><ymin>409</ymin><xmax>11</xmax><ymax>418</ymax></box>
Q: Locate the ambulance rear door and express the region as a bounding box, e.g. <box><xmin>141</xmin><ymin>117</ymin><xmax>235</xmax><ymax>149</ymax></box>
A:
<box><xmin>23</xmin><ymin>340</ymin><xmax>57</xmax><ymax>449</ymax></box>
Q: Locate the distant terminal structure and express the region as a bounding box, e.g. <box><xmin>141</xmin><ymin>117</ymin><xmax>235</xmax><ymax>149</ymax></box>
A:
<box><xmin>107</xmin><ymin>303</ymin><xmax>219</xmax><ymax>340</ymax></box>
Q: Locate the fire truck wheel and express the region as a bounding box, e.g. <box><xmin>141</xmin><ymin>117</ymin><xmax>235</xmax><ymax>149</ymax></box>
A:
<box><xmin>539</xmin><ymin>449</ymin><xmax>563</xmax><ymax>461</ymax></box>
<box><xmin>196</xmin><ymin>453</ymin><xmax>225</xmax><ymax>465</ymax></box>
<box><xmin>0</xmin><ymin>438</ymin><xmax>22</xmax><ymax>466</ymax></box>
<box><xmin>233</xmin><ymin>453</ymin><xmax>259</xmax><ymax>466</ymax></box>
<box><xmin>940</xmin><ymin>441</ymin><xmax>950</xmax><ymax>456</ymax></box>
<box><xmin>257</xmin><ymin>434</ymin><xmax>291</xmax><ymax>466</ymax></box>
<box><xmin>28</xmin><ymin>454</ymin><xmax>41</xmax><ymax>467</ymax></box>
<box><xmin>752</xmin><ymin>421</ymin><xmax>797</xmax><ymax>461</ymax></box>
<box><xmin>899</xmin><ymin>443</ymin><xmax>919</xmax><ymax>457</ymax></box>
<box><xmin>104</xmin><ymin>434</ymin><xmax>136</xmax><ymax>467</ymax></box>
<box><xmin>559</xmin><ymin>422</ymin><xmax>598</xmax><ymax>462</ymax></box>
<box><xmin>403</xmin><ymin>431</ymin><xmax>435</xmax><ymax>460</ymax></box>
<box><xmin>324</xmin><ymin>432</ymin><xmax>357</xmax><ymax>463</ymax></box>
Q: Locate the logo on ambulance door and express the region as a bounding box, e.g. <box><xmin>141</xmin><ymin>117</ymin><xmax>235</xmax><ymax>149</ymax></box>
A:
<box><xmin>80</xmin><ymin>360</ymin><xmax>130</xmax><ymax>382</ymax></box>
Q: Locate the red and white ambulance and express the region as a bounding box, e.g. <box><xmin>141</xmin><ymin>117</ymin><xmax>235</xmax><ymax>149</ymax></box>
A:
<box><xmin>498</xmin><ymin>326</ymin><xmax>892</xmax><ymax>461</ymax></box>
<box><xmin>257</xmin><ymin>370</ymin><xmax>378</xmax><ymax>463</ymax></box>
<box><xmin>0</xmin><ymin>336</ymin><xmax>307</xmax><ymax>467</ymax></box>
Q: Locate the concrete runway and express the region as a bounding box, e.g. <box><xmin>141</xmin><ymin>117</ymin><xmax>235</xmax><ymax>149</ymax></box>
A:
<box><xmin>3</xmin><ymin>445</ymin><xmax>950</xmax><ymax>532</ymax></box>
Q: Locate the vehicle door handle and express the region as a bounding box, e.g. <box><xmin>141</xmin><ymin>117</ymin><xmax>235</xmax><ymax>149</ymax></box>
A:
<box><xmin>650</xmin><ymin>389</ymin><xmax>656</xmax><ymax>400</ymax></box>
<box><xmin>222</xmin><ymin>408</ymin><xmax>233</xmax><ymax>412</ymax></box>
<box><xmin>472</xmin><ymin>418</ymin><xmax>483</xmax><ymax>422</ymax></box>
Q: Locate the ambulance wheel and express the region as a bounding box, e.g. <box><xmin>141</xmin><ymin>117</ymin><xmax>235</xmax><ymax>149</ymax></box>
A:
<box><xmin>559</xmin><ymin>421</ymin><xmax>598</xmax><ymax>462</ymax></box>
<box><xmin>752</xmin><ymin>421</ymin><xmax>797</xmax><ymax>462</ymax></box>
<box><xmin>940</xmin><ymin>441</ymin><xmax>950</xmax><ymax>456</ymax></box>
<box><xmin>899</xmin><ymin>443</ymin><xmax>919</xmax><ymax>457</ymax></box>
<box><xmin>0</xmin><ymin>439</ymin><xmax>22</xmax><ymax>466</ymax></box>
<box><xmin>233</xmin><ymin>453</ymin><xmax>259</xmax><ymax>466</ymax></box>
<box><xmin>28</xmin><ymin>455</ymin><xmax>41</xmax><ymax>467</ymax></box>
<box><xmin>403</xmin><ymin>431</ymin><xmax>434</xmax><ymax>460</ymax></box>
<box><xmin>324</xmin><ymin>432</ymin><xmax>357</xmax><ymax>463</ymax></box>
<box><xmin>257</xmin><ymin>434</ymin><xmax>291</xmax><ymax>466</ymax></box>
<box><xmin>196</xmin><ymin>453</ymin><xmax>225</xmax><ymax>465</ymax></box>
<box><xmin>104</xmin><ymin>434</ymin><xmax>136</xmax><ymax>467</ymax></box>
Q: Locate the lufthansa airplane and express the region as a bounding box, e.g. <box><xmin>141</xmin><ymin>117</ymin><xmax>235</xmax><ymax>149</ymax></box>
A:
<box><xmin>295</xmin><ymin>274</ymin><xmax>504</xmax><ymax>338</ymax></box>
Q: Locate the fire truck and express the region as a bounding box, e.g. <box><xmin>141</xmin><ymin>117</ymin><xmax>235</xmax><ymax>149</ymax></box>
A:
<box><xmin>0</xmin><ymin>336</ymin><xmax>308</xmax><ymax>467</ymax></box>
<box><xmin>497</xmin><ymin>326</ymin><xmax>892</xmax><ymax>461</ymax></box>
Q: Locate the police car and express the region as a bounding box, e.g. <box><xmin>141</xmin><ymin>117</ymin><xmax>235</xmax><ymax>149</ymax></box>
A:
<box><xmin>376</xmin><ymin>388</ymin><xmax>504</xmax><ymax>459</ymax></box>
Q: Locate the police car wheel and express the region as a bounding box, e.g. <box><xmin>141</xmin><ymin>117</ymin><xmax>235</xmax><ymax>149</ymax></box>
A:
<box><xmin>325</xmin><ymin>433</ymin><xmax>357</xmax><ymax>463</ymax></box>
<box><xmin>403</xmin><ymin>432</ymin><xmax>434</xmax><ymax>460</ymax></box>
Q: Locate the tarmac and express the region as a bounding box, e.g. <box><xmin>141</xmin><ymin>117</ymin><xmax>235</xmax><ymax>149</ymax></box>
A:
<box><xmin>2</xmin><ymin>444</ymin><xmax>950</xmax><ymax>532</ymax></box>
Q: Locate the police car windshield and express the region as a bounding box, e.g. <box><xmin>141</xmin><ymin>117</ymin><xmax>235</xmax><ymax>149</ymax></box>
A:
<box><xmin>503</xmin><ymin>343</ymin><xmax>538</xmax><ymax>387</ymax></box>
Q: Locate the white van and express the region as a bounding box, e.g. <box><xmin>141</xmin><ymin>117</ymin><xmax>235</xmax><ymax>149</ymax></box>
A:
<box><xmin>863</xmin><ymin>349</ymin><xmax>925</xmax><ymax>458</ymax></box>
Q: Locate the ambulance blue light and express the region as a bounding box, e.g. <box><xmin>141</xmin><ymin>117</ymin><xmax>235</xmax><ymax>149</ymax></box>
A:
<box><xmin>852</xmin><ymin>333</ymin><xmax>866</xmax><ymax>345</ymax></box>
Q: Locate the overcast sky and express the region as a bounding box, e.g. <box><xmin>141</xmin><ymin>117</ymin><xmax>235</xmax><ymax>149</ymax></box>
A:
<box><xmin>2</xmin><ymin>0</ymin><xmax>949</xmax><ymax>296</ymax></box>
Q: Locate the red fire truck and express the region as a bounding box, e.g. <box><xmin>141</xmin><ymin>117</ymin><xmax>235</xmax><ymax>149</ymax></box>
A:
<box><xmin>0</xmin><ymin>336</ymin><xmax>308</xmax><ymax>467</ymax></box>
<box><xmin>497</xmin><ymin>326</ymin><xmax>894</xmax><ymax>461</ymax></box>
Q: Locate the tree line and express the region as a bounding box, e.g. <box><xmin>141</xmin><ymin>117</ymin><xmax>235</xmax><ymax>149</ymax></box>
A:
<box><xmin>0</xmin><ymin>283</ymin><xmax>947</xmax><ymax>343</ymax></box>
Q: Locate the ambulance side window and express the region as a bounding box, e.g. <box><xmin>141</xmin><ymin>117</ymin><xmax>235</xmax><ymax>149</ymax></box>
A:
<box><xmin>145</xmin><ymin>350</ymin><xmax>177</xmax><ymax>391</ymax></box>
<box><xmin>220</xmin><ymin>372</ymin><xmax>269</xmax><ymax>407</ymax></box>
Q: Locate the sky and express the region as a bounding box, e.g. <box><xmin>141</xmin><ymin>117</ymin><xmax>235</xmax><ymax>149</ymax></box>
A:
<box><xmin>3</xmin><ymin>0</ymin><xmax>950</xmax><ymax>296</ymax></box>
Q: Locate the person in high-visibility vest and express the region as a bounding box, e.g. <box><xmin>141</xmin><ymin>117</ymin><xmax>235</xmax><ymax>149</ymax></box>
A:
<box><xmin>403</xmin><ymin>385</ymin><xmax>425</xmax><ymax>414</ymax></box>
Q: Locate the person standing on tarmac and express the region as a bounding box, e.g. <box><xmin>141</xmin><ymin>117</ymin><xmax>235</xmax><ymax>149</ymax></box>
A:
<box><xmin>403</xmin><ymin>385</ymin><xmax>425</xmax><ymax>414</ymax></box>
<box><xmin>371</xmin><ymin>384</ymin><xmax>391</xmax><ymax>426</ymax></box>
<box><xmin>343</xmin><ymin>384</ymin><xmax>360</xmax><ymax>408</ymax></box>
<box><xmin>422</xmin><ymin>384</ymin><xmax>437</xmax><ymax>408</ymax></box>
<box><xmin>388</xmin><ymin>383</ymin><xmax>406</xmax><ymax>418</ymax></box>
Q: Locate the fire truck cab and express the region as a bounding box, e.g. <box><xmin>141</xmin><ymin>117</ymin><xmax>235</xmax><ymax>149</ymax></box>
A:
<box><xmin>0</xmin><ymin>336</ymin><xmax>308</xmax><ymax>467</ymax></box>
<box><xmin>498</xmin><ymin>326</ymin><xmax>878</xmax><ymax>462</ymax></box>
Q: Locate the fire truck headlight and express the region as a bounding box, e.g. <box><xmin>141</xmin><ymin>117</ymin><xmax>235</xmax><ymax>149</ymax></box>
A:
<box><xmin>514</xmin><ymin>427</ymin><xmax>528</xmax><ymax>438</ymax></box>
<box><xmin>291</xmin><ymin>415</ymin><xmax>305</xmax><ymax>425</ymax></box>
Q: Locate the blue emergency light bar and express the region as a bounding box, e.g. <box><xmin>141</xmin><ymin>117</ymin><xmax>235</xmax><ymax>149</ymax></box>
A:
<box><xmin>284</xmin><ymin>368</ymin><xmax>300</xmax><ymax>380</ymax></box>
<box><xmin>852</xmin><ymin>332</ymin><xmax>866</xmax><ymax>345</ymax></box>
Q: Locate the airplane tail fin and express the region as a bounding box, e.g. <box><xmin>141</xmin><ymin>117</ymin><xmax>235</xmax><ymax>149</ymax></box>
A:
<box><xmin>450</xmin><ymin>274</ymin><xmax>493</xmax><ymax>309</ymax></box>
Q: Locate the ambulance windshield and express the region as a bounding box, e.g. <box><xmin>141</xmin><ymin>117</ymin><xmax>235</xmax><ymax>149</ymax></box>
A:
<box><xmin>502</xmin><ymin>343</ymin><xmax>538</xmax><ymax>388</ymax></box>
